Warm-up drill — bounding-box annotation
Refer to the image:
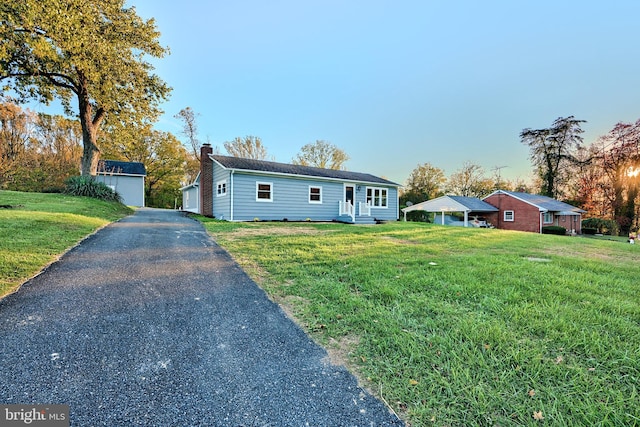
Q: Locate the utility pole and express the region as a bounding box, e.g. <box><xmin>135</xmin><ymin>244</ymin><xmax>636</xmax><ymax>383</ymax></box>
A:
<box><xmin>492</xmin><ymin>165</ymin><xmax>508</xmax><ymax>189</ymax></box>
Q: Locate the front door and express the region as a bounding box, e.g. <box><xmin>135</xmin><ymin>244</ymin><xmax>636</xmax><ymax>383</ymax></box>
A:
<box><xmin>345</xmin><ymin>185</ymin><xmax>354</xmax><ymax>205</ymax></box>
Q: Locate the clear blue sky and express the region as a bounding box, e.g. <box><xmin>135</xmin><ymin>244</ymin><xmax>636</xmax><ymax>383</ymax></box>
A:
<box><xmin>128</xmin><ymin>0</ymin><xmax>640</xmax><ymax>185</ymax></box>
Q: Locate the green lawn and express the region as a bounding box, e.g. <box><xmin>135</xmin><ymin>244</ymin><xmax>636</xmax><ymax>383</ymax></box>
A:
<box><xmin>200</xmin><ymin>219</ymin><xmax>640</xmax><ymax>427</ymax></box>
<box><xmin>0</xmin><ymin>190</ymin><xmax>132</xmax><ymax>297</ymax></box>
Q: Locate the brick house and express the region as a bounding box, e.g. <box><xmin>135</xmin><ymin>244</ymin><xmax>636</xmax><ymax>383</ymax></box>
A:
<box><xmin>482</xmin><ymin>190</ymin><xmax>585</xmax><ymax>234</ymax></box>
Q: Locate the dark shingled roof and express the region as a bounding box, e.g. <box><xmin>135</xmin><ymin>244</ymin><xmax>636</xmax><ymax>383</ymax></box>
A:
<box><xmin>211</xmin><ymin>155</ymin><xmax>399</xmax><ymax>186</ymax></box>
<box><xmin>98</xmin><ymin>160</ymin><xmax>146</xmax><ymax>176</ymax></box>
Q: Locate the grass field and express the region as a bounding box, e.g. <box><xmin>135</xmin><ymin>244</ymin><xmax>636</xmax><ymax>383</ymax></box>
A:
<box><xmin>0</xmin><ymin>190</ymin><xmax>132</xmax><ymax>297</ymax></box>
<box><xmin>1</xmin><ymin>191</ymin><xmax>637</xmax><ymax>426</ymax></box>
<box><xmin>200</xmin><ymin>219</ymin><xmax>640</xmax><ymax>427</ymax></box>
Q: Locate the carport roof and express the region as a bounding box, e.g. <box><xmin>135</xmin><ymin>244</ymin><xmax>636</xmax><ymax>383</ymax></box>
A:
<box><xmin>402</xmin><ymin>195</ymin><xmax>499</xmax><ymax>213</ymax></box>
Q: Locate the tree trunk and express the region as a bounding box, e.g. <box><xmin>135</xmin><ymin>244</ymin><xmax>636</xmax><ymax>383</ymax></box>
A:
<box><xmin>77</xmin><ymin>73</ymin><xmax>105</xmax><ymax>176</ymax></box>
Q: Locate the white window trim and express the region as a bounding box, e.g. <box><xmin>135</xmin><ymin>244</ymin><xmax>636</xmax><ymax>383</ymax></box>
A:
<box><xmin>309</xmin><ymin>185</ymin><xmax>322</xmax><ymax>204</ymax></box>
<box><xmin>366</xmin><ymin>187</ymin><xmax>388</xmax><ymax>208</ymax></box>
<box><xmin>504</xmin><ymin>210</ymin><xmax>514</xmax><ymax>222</ymax></box>
<box><xmin>543</xmin><ymin>212</ymin><xmax>554</xmax><ymax>224</ymax></box>
<box><xmin>256</xmin><ymin>181</ymin><xmax>273</xmax><ymax>202</ymax></box>
<box><xmin>216</xmin><ymin>179</ymin><xmax>227</xmax><ymax>197</ymax></box>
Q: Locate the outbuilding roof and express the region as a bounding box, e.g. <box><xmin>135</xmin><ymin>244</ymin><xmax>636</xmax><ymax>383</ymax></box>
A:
<box><xmin>98</xmin><ymin>160</ymin><xmax>146</xmax><ymax>176</ymax></box>
<box><xmin>211</xmin><ymin>155</ymin><xmax>399</xmax><ymax>186</ymax></box>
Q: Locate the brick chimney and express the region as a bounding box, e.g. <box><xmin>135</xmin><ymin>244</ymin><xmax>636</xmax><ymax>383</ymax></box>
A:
<box><xmin>200</xmin><ymin>144</ymin><xmax>213</xmax><ymax>217</ymax></box>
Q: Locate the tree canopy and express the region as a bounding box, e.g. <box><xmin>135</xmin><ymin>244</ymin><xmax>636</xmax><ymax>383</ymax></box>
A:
<box><xmin>445</xmin><ymin>162</ymin><xmax>494</xmax><ymax>198</ymax></box>
<box><xmin>0</xmin><ymin>0</ymin><xmax>171</xmax><ymax>176</ymax></box>
<box><xmin>402</xmin><ymin>162</ymin><xmax>446</xmax><ymax>204</ymax></box>
<box><xmin>174</xmin><ymin>107</ymin><xmax>200</xmax><ymax>161</ymax></box>
<box><xmin>520</xmin><ymin>116</ymin><xmax>585</xmax><ymax>199</ymax></box>
<box><xmin>292</xmin><ymin>140</ymin><xmax>349</xmax><ymax>170</ymax></box>
<box><xmin>223</xmin><ymin>136</ymin><xmax>270</xmax><ymax>160</ymax></box>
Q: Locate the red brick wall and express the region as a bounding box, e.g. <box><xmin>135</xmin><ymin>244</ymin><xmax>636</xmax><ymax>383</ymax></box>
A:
<box><xmin>484</xmin><ymin>193</ymin><xmax>541</xmax><ymax>233</ymax></box>
<box><xmin>557</xmin><ymin>214</ymin><xmax>582</xmax><ymax>234</ymax></box>
<box><xmin>200</xmin><ymin>144</ymin><xmax>213</xmax><ymax>217</ymax></box>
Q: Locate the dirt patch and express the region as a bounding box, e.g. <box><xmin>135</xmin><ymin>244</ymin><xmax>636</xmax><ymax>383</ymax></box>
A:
<box><xmin>323</xmin><ymin>334</ymin><xmax>361</xmax><ymax>368</ymax></box>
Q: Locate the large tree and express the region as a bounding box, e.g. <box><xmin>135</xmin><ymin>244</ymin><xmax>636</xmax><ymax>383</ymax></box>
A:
<box><xmin>520</xmin><ymin>116</ymin><xmax>585</xmax><ymax>199</ymax></box>
<box><xmin>599</xmin><ymin>120</ymin><xmax>640</xmax><ymax>234</ymax></box>
<box><xmin>402</xmin><ymin>162</ymin><xmax>446</xmax><ymax>204</ymax></box>
<box><xmin>174</xmin><ymin>107</ymin><xmax>200</xmax><ymax>161</ymax></box>
<box><xmin>223</xmin><ymin>136</ymin><xmax>270</xmax><ymax>160</ymax></box>
<box><xmin>0</xmin><ymin>0</ymin><xmax>171</xmax><ymax>176</ymax></box>
<box><xmin>445</xmin><ymin>161</ymin><xmax>494</xmax><ymax>198</ymax></box>
<box><xmin>292</xmin><ymin>140</ymin><xmax>349</xmax><ymax>170</ymax></box>
<box><xmin>99</xmin><ymin>124</ymin><xmax>191</xmax><ymax>208</ymax></box>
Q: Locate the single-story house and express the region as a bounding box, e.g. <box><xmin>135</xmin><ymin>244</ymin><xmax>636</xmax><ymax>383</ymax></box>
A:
<box><xmin>184</xmin><ymin>144</ymin><xmax>400</xmax><ymax>223</ymax></box>
<box><xmin>95</xmin><ymin>160</ymin><xmax>146</xmax><ymax>207</ymax></box>
<box><xmin>401</xmin><ymin>195</ymin><xmax>498</xmax><ymax>227</ymax></box>
<box><xmin>482</xmin><ymin>190</ymin><xmax>585</xmax><ymax>234</ymax></box>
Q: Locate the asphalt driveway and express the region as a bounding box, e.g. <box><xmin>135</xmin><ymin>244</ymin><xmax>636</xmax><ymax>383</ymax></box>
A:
<box><xmin>0</xmin><ymin>208</ymin><xmax>403</xmax><ymax>426</ymax></box>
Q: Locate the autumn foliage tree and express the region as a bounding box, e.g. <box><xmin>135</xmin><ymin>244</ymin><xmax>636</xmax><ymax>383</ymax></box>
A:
<box><xmin>597</xmin><ymin>120</ymin><xmax>640</xmax><ymax>234</ymax></box>
<box><xmin>98</xmin><ymin>124</ymin><xmax>192</xmax><ymax>208</ymax></box>
<box><xmin>292</xmin><ymin>140</ymin><xmax>349</xmax><ymax>170</ymax></box>
<box><xmin>223</xmin><ymin>136</ymin><xmax>270</xmax><ymax>160</ymax></box>
<box><xmin>0</xmin><ymin>0</ymin><xmax>171</xmax><ymax>176</ymax></box>
<box><xmin>445</xmin><ymin>162</ymin><xmax>494</xmax><ymax>198</ymax></box>
<box><xmin>402</xmin><ymin>162</ymin><xmax>446</xmax><ymax>205</ymax></box>
<box><xmin>0</xmin><ymin>102</ymin><xmax>81</xmax><ymax>191</ymax></box>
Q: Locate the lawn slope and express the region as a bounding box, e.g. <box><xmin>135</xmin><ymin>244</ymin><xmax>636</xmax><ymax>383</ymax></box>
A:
<box><xmin>0</xmin><ymin>190</ymin><xmax>132</xmax><ymax>297</ymax></box>
<box><xmin>201</xmin><ymin>220</ymin><xmax>640</xmax><ymax>427</ymax></box>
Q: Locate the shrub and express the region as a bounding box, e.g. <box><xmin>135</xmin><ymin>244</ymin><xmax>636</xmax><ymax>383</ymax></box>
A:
<box><xmin>582</xmin><ymin>227</ymin><xmax>597</xmax><ymax>235</ymax></box>
<box><xmin>542</xmin><ymin>225</ymin><xmax>566</xmax><ymax>235</ymax></box>
<box><xmin>64</xmin><ymin>176</ymin><xmax>122</xmax><ymax>203</ymax></box>
<box><xmin>582</xmin><ymin>217</ymin><xmax>617</xmax><ymax>235</ymax></box>
<box><xmin>405</xmin><ymin>210</ymin><xmax>430</xmax><ymax>222</ymax></box>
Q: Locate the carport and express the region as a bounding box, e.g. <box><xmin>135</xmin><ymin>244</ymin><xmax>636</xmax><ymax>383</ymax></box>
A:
<box><xmin>402</xmin><ymin>195</ymin><xmax>499</xmax><ymax>227</ymax></box>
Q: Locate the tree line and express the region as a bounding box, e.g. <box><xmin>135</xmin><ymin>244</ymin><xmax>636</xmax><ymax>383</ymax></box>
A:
<box><xmin>0</xmin><ymin>101</ymin><xmax>350</xmax><ymax>208</ymax></box>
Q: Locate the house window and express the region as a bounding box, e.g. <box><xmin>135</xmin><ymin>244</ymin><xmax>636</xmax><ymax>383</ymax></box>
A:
<box><xmin>216</xmin><ymin>180</ymin><xmax>227</xmax><ymax>196</ymax></box>
<box><xmin>309</xmin><ymin>186</ymin><xmax>322</xmax><ymax>203</ymax></box>
<box><xmin>504</xmin><ymin>210</ymin><xmax>514</xmax><ymax>222</ymax></box>
<box><xmin>366</xmin><ymin>187</ymin><xmax>388</xmax><ymax>208</ymax></box>
<box><xmin>256</xmin><ymin>182</ymin><xmax>273</xmax><ymax>202</ymax></box>
<box><xmin>543</xmin><ymin>212</ymin><xmax>554</xmax><ymax>223</ymax></box>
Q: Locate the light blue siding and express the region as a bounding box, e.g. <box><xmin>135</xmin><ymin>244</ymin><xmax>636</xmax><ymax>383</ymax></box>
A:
<box><xmin>224</xmin><ymin>171</ymin><xmax>398</xmax><ymax>222</ymax></box>
<box><xmin>212</xmin><ymin>167</ymin><xmax>232</xmax><ymax>219</ymax></box>
<box><xmin>96</xmin><ymin>174</ymin><xmax>145</xmax><ymax>207</ymax></box>
<box><xmin>230</xmin><ymin>173</ymin><xmax>341</xmax><ymax>221</ymax></box>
